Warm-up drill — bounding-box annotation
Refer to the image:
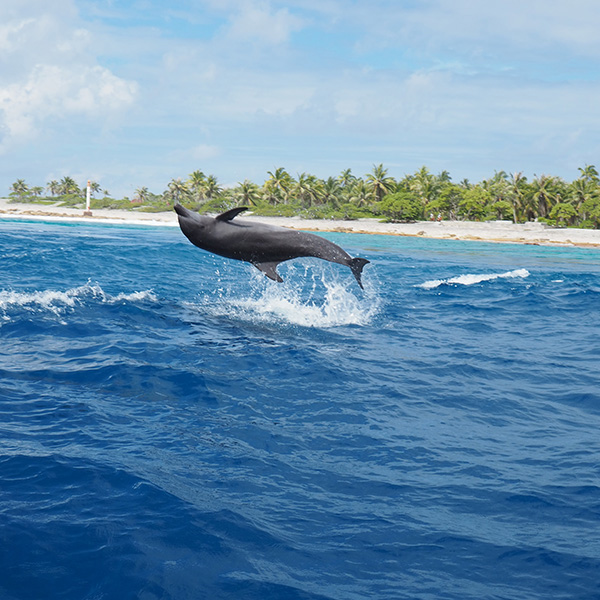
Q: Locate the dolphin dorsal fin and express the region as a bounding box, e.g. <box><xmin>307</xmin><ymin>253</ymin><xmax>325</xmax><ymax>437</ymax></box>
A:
<box><xmin>216</xmin><ymin>207</ymin><xmax>249</xmax><ymax>222</ymax></box>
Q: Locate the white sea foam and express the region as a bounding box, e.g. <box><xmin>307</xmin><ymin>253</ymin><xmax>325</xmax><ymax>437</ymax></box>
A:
<box><xmin>111</xmin><ymin>290</ymin><xmax>158</xmax><ymax>303</ymax></box>
<box><xmin>418</xmin><ymin>268</ymin><xmax>530</xmax><ymax>290</ymax></box>
<box><xmin>0</xmin><ymin>282</ymin><xmax>157</xmax><ymax>323</ymax></box>
<box><xmin>230</xmin><ymin>283</ymin><xmax>377</xmax><ymax>327</ymax></box>
<box><xmin>199</xmin><ymin>264</ymin><xmax>380</xmax><ymax>328</ymax></box>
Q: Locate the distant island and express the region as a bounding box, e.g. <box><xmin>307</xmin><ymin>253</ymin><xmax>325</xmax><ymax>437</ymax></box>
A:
<box><xmin>8</xmin><ymin>164</ymin><xmax>600</xmax><ymax>228</ymax></box>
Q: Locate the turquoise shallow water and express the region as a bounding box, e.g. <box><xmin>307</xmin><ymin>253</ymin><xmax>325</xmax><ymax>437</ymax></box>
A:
<box><xmin>1</xmin><ymin>218</ymin><xmax>599</xmax><ymax>599</ymax></box>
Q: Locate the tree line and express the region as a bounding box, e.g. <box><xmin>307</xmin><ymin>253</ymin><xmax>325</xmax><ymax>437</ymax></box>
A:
<box><xmin>8</xmin><ymin>164</ymin><xmax>600</xmax><ymax>228</ymax></box>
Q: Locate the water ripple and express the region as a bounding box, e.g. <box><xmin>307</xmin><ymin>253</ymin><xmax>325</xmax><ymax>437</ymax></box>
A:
<box><xmin>1</xmin><ymin>222</ymin><xmax>600</xmax><ymax>599</ymax></box>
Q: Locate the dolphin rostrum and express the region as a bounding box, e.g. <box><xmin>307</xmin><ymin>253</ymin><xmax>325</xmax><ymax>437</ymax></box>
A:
<box><xmin>174</xmin><ymin>204</ymin><xmax>370</xmax><ymax>289</ymax></box>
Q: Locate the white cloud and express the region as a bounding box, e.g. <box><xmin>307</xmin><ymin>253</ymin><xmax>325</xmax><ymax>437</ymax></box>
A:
<box><xmin>0</xmin><ymin>0</ymin><xmax>138</xmax><ymax>151</ymax></box>
<box><xmin>0</xmin><ymin>17</ymin><xmax>35</xmax><ymax>52</ymax></box>
<box><xmin>3</xmin><ymin>0</ymin><xmax>600</xmax><ymax>197</ymax></box>
<box><xmin>0</xmin><ymin>64</ymin><xmax>137</xmax><ymax>149</ymax></box>
<box><xmin>223</xmin><ymin>1</ymin><xmax>304</xmax><ymax>45</ymax></box>
<box><xmin>348</xmin><ymin>0</ymin><xmax>600</xmax><ymax>68</ymax></box>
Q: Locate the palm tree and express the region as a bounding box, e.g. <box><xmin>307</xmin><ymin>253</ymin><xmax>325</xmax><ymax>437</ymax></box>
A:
<box><xmin>409</xmin><ymin>166</ymin><xmax>441</xmax><ymax>206</ymax></box>
<box><xmin>89</xmin><ymin>182</ymin><xmax>101</xmax><ymax>198</ymax></box>
<box><xmin>507</xmin><ymin>172</ymin><xmax>528</xmax><ymax>223</ymax></box>
<box><xmin>321</xmin><ymin>177</ymin><xmax>343</xmax><ymax>208</ymax></box>
<box><xmin>46</xmin><ymin>180</ymin><xmax>60</xmax><ymax>196</ymax></box>
<box><xmin>165</xmin><ymin>178</ymin><xmax>190</xmax><ymax>205</ymax></box>
<box><xmin>569</xmin><ymin>166</ymin><xmax>599</xmax><ymax>216</ymax></box>
<box><xmin>59</xmin><ymin>176</ymin><xmax>80</xmax><ymax>196</ymax></box>
<box><xmin>235</xmin><ymin>180</ymin><xmax>261</xmax><ymax>206</ymax></box>
<box><xmin>264</xmin><ymin>168</ymin><xmax>293</xmax><ymax>204</ymax></box>
<box><xmin>10</xmin><ymin>179</ymin><xmax>29</xmax><ymax>200</ymax></box>
<box><xmin>134</xmin><ymin>187</ymin><xmax>149</xmax><ymax>203</ymax></box>
<box><xmin>366</xmin><ymin>164</ymin><xmax>395</xmax><ymax>203</ymax></box>
<box><xmin>203</xmin><ymin>174</ymin><xmax>222</xmax><ymax>201</ymax></box>
<box><xmin>337</xmin><ymin>168</ymin><xmax>357</xmax><ymax>190</ymax></box>
<box><xmin>483</xmin><ymin>171</ymin><xmax>510</xmax><ymax>218</ymax></box>
<box><xmin>568</xmin><ymin>178</ymin><xmax>593</xmax><ymax>212</ymax></box>
<box><xmin>578</xmin><ymin>164</ymin><xmax>599</xmax><ymax>183</ymax></box>
<box><xmin>485</xmin><ymin>170</ymin><xmax>508</xmax><ymax>189</ymax></box>
<box><xmin>437</xmin><ymin>170</ymin><xmax>452</xmax><ymax>184</ymax></box>
<box><xmin>293</xmin><ymin>172</ymin><xmax>322</xmax><ymax>207</ymax></box>
<box><xmin>531</xmin><ymin>175</ymin><xmax>562</xmax><ymax>219</ymax></box>
<box><xmin>348</xmin><ymin>180</ymin><xmax>371</xmax><ymax>208</ymax></box>
<box><xmin>188</xmin><ymin>170</ymin><xmax>206</xmax><ymax>203</ymax></box>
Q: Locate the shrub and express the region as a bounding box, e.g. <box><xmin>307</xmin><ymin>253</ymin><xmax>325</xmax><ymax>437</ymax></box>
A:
<box><xmin>378</xmin><ymin>191</ymin><xmax>422</xmax><ymax>222</ymax></box>
<box><xmin>57</xmin><ymin>194</ymin><xmax>85</xmax><ymax>207</ymax></box>
<box><xmin>549</xmin><ymin>202</ymin><xmax>577</xmax><ymax>226</ymax></box>
<box><xmin>458</xmin><ymin>188</ymin><xmax>490</xmax><ymax>221</ymax></box>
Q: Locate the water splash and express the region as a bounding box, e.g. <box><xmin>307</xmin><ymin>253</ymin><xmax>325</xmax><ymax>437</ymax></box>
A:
<box><xmin>418</xmin><ymin>268</ymin><xmax>530</xmax><ymax>290</ymax></box>
<box><xmin>197</xmin><ymin>262</ymin><xmax>380</xmax><ymax>328</ymax></box>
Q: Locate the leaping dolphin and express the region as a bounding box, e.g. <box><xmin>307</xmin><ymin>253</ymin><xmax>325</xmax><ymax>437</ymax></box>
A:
<box><xmin>174</xmin><ymin>204</ymin><xmax>370</xmax><ymax>289</ymax></box>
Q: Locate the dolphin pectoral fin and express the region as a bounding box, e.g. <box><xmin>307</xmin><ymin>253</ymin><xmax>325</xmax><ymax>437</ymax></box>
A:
<box><xmin>253</xmin><ymin>262</ymin><xmax>283</xmax><ymax>283</ymax></box>
<box><xmin>216</xmin><ymin>207</ymin><xmax>249</xmax><ymax>222</ymax></box>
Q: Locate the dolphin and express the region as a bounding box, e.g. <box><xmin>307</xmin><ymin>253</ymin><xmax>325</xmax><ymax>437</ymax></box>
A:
<box><xmin>174</xmin><ymin>204</ymin><xmax>370</xmax><ymax>289</ymax></box>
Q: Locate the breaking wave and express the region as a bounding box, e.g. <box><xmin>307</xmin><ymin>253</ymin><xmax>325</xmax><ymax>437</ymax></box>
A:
<box><xmin>0</xmin><ymin>282</ymin><xmax>158</xmax><ymax>323</ymax></box>
<box><xmin>418</xmin><ymin>268</ymin><xmax>530</xmax><ymax>290</ymax></box>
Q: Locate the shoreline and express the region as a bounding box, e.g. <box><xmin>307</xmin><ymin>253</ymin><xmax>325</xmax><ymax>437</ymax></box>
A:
<box><xmin>1</xmin><ymin>198</ymin><xmax>600</xmax><ymax>248</ymax></box>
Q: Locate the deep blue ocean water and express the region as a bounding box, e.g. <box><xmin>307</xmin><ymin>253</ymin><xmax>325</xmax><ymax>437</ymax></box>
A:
<box><xmin>1</xmin><ymin>218</ymin><xmax>599</xmax><ymax>600</ymax></box>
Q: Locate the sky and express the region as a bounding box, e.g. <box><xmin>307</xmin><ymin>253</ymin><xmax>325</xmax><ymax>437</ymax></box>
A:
<box><xmin>1</xmin><ymin>0</ymin><xmax>600</xmax><ymax>197</ymax></box>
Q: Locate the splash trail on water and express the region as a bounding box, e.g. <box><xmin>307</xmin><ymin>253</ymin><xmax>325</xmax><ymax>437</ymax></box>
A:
<box><xmin>195</xmin><ymin>262</ymin><xmax>381</xmax><ymax>328</ymax></box>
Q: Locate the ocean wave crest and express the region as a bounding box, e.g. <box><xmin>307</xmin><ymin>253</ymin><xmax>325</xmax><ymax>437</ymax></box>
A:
<box><xmin>418</xmin><ymin>268</ymin><xmax>530</xmax><ymax>290</ymax></box>
<box><xmin>0</xmin><ymin>282</ymin><xmax>158</xmax><ymax>323</ymax></box>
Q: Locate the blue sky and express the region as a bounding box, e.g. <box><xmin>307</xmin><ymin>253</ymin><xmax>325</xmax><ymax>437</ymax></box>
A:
<box><xmin>1</xmin><ymin>0</ymin><xmax>600</xmax><ymax>197</ymax></box>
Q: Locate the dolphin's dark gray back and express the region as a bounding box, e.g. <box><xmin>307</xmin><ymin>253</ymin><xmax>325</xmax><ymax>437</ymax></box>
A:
<box><xmin>174</xmin><ymin>205</ymin><xmax>369</xmax><ymax>289</ymax></box>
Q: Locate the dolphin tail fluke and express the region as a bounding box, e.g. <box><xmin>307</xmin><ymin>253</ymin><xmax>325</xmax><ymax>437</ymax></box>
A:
<box><xmin>349</xmin><ymin>257</ymin><xmax>370</xmax><ymax>290</ymax></box>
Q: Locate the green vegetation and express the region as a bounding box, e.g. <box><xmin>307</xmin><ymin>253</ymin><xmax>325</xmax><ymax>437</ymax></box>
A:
<box><xmin>8</xmin><ymin>164</ymin><xmax>600</xmax><ymax>227</ymax></box>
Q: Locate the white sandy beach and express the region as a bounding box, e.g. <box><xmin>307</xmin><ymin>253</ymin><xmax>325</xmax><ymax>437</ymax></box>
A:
<box><xmin>1</xmin><ymin>198</ymin><xmax>600</xmax><ymax>247</ymax></box>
